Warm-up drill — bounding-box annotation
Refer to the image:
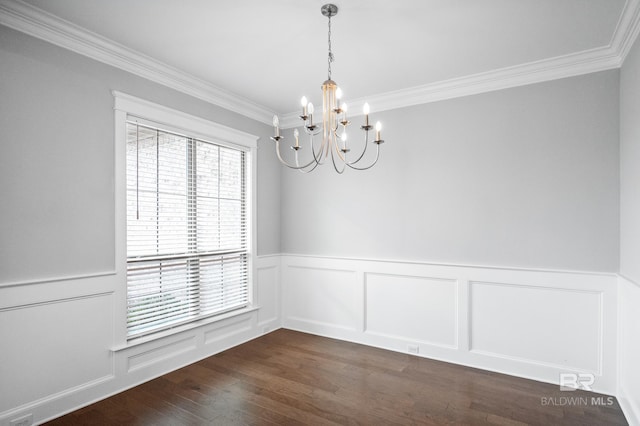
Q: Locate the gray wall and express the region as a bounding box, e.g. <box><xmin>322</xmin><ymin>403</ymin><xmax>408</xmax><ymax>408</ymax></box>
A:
<box><xmin>0</xmin><ymin>26</ymin><xmax>280</xmax><ymax>284</ymax></box>
<box><xmin>0</xmin><ymin>24</ymin><xmax>622</xmax><ymax>278</ymax></box>
<box><xmin>0</xmin><ymin>17</ymin><xmax>632</xmax><ymax>424</ymax></box>
<box><xmin>620</xmin><ymin>31</ymin><xmax>640</xmax><ymax>284</ymax></box>
<box><xmin>281</xmin><ymin>71</ymin><xmax>620</xmax><ymax>272</ymax></box>
<box><xmin>619</xmin><ymin>25</ymin><xmax>640</xmax><ymax>420</ymax></box>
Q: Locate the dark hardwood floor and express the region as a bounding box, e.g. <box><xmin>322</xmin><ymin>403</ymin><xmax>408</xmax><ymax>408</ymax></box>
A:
<box><xmin>46</xmin><ymin>329</ymin><xmax>627</xmax><ymax>425</ymax></box>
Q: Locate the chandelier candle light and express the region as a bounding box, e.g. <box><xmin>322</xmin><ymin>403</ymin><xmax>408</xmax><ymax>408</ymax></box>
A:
<box><xmin>270</xmin><ymin>3</ymin><xmax>385</xmax><ymax>173</ymax></box>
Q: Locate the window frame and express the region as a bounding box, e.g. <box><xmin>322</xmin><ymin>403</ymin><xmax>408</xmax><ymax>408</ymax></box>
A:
<box><xmin>113</xmin><ymin>91</ymin><xmax>258</xmax><ymax>348</ymax></box>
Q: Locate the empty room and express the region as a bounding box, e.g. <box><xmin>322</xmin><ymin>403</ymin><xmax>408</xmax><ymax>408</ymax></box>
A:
<box><xmin>1</xmin><ymin>0</ymin><xmax>640</xmax><ymax>424</ymax></box>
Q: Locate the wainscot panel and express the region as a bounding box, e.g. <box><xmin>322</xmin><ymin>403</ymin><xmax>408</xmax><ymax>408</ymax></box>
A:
<box><xmin>256</xmin><ymin>257</ymin><xmax>280</xmax><ymax>329</ymax></box>
<box><xmin>470</xmin><ymin>281</ymin><xmax>601</xmax><ymax>373</ymax></box>
<box><xmin>283</xmin><ymin>263</ymin><xmax>360</xmax><ymax>333</ymax></box>
<box><xmin>365</xmin><ymin>273</ymin><xmax>458</xmax><ymax>348</ymax></box>
<box><xmin>0</xmin><ymin>291</ymin><xmax>114</xmax><ymax>415</ymax></box>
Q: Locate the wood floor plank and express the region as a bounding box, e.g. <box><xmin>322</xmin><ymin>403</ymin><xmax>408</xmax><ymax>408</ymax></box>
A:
<box><xmin>45</xmin><ymin>329</ymin><xmax>628</xmax><ymax>425</ymax></box>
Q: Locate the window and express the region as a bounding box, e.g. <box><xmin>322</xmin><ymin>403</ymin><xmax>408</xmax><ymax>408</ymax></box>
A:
<box><xmin>125</xmin><ymin>121</ymin><xmax>249</xmax><ymax>339</ymax></box>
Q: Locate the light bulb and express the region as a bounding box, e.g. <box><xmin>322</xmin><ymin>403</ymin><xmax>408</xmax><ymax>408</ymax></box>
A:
<box><xmin>272</xmin><ymin>115</ymin><xmax>279</xmax><ymax>127</ymax></box>
<box><xmin>308</xmin><ymin>103</ymin><xmax>315</xmax><ymax>115</ymax></box>
<box><xmin>363</xmin><ymin>102</ymin><xmax>370</xmax><ymax>115</ymax></box>
<box><xmin>294</xmin><ymin>128</ymin><xmax>299</xmax><ymax>138</ymax></box>
<box><xmin>375</xmin><ymin>121</ymin><xmax>381</xmax><ymax>131</ymax></box>
<box><xmin>341</xmin><ymin>132</ymin><xmax>347</xmax><ymax>142</ymax></box>
<box><xmin>342</xmin><ymin>103</ymin><xmax>347</xmax><ymax>112</ymax></box>
<box><xmin>336</xmin><ymin>87</ymin><xmax>343</xmax><ymax>100</ymax></box>
<box><xmin>300</xmin><ymin>96</ymin><xmax>308</xmax><ymax>107</ymax></box>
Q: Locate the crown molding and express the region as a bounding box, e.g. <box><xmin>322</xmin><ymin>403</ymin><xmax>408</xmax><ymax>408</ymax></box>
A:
<box><xmin>615</xmin><ymin>0</ymin><xmax>640</xmax><ymax>62</ymax></box>
<box><xmin>280</xmin><ymin>0</ymin><xmax>640</xmax><ymax>128</ymax></box>
<box><xmin>2</xmin><ymin>0</ymin><xmax>639</xmax><ymax>130</ymax></box>
<box><xmin>0</xmin><ymin>0</ymin><xmax>276</xmax><ymax>125</ymax></box>
<box><xmin>280</xmin><ymin>46</ymin><xmax>622</xmax><ymax>128</ymax></box>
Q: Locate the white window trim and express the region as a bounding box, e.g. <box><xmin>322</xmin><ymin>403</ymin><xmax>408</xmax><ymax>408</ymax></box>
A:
<box><xmin>112</xmin><ymin>91</ymin><xmax>258</xmax><ymax>349</ymax></box>
<box><xmin>113</xmin><ymin>91</ymin><xmax>258</xmax><ymax>150</ymax></box>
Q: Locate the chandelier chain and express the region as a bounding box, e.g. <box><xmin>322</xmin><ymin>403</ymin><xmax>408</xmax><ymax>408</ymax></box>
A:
<box><xmin>327</xmin><ymin>14</ymin><xmax>334</xmax><ymax>80</ymax></box>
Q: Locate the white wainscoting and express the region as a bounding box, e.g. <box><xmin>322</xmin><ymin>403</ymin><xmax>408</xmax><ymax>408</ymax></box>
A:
<box><xmin>1</xmin><ymin>253</ymin><xmax>626</xmax><ymax>424</ymax></box>
<box><xmin>256</xmin><ymin>260</ymin><xmax>281</xmax><ymax>331</ymax></box>
<box><xmin>281</xmin><ymin>254</ymin><xmax>618</xmax><ymax>395</ymax></box>
<box><xmin>366</xmin><ymin>273</ymin><xmax>458</xmax><ymax>349</ymax></box>
<box><xmin>470</xmin><ymin>281</ymin><xmax>601</xmax><ymax>373</ymax></box>
<box><xmin>618</xmin><ymin>275</ymin><xmax>640</xmax><ymax>426</ymax></box>
<box><xmin>0</xmin><ymin>255</ymin><xmax>281</xmax><ymax>426</ymax></box>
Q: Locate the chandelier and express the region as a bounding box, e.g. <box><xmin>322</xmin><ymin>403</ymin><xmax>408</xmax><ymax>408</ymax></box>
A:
<box><xmin>270</xmin><ymin>3</ymin><xmax>385</xmax><ymax>173</ymax></box>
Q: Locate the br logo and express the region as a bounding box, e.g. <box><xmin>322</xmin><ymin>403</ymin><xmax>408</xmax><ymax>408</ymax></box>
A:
<box><xmin>559</xmin><ymin>373</ymin><xmax>595</xmax><ymax>391</ymax></box>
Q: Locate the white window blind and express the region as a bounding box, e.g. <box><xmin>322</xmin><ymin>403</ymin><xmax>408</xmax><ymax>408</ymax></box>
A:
<box><xmin>125</xmin><ymin>121</ymin><xmax>248</xmax><ymax>339</ymax></box>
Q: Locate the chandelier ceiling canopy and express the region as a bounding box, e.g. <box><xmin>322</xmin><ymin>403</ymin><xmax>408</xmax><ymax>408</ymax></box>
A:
<box><xmin>270</xmin><ymin>3</ymin><xmax>386</xmax><ymax>173</ymax></box>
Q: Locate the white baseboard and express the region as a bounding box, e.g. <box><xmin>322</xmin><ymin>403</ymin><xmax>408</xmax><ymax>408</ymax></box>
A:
<box><xmin>618</xmin><ymin>388</ymin><xmax>640</xmax><ymax>426</ymax></box>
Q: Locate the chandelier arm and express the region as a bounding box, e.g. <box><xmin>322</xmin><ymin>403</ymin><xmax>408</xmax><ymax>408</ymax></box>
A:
<box><xmin>324</xmin><ymin>135</ymin><xmax>332</xmax><ymax>158</ymax></box>
<box><xmin>297</xmin><ymin>152</ymin><xmax>323</xmax><ymax>174</ymax></box>
<box><xmin>293</xmin><ymin>147</ymin><xmax>319</xmax><ymax>170</ymax></box>
<box><xmin>346</xmin><ymin>129</ymin><xmax>371</xmax><ymax>165</ymax></box>
<box><xmin>346</xmin><ymin>143</ymin><xmax>381</xmax><ymax>171</ymax></box>
<box><xmin>294</xmin><ymin>149</ymin><xmax>320</xmax><ymax>173</ymax></box>
<box><xmin>332</xmin><ymin>124</ymin><xmax>348</xmax><ymax>159</ymax></box>
<box><xmin>274</xmin><ymin>139</ymin><xmax>319</xmax><ymax>170</ymax></box>
<box><xmin>300</xmin><ymin>127</ymin><xmax>327</xmax><ymax>165</ymax></box>
<box><xmin>308</xmin><ymin>132</ymin><xmax>326</xmax><ymax>165</ymax></box>
<box><xmin>334</xmin><ymin>144</ymin><xmax>346</xmax><ymax>163</ymax></box>
<box><xmin>329</xmin><ymin>142</ymin><xmax>346</xmax><ymax>174</ymax></box>
<box><xmin>331</xmin><ymin>130</ymin><xmax>348</xmax><ymax>163</ymax></box>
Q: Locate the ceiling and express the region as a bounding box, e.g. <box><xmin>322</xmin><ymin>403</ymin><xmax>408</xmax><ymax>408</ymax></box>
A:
<box><xmin>6</xmin><ymin>0</ymin><xmax>635</xmax><ymax>120</ymax></box>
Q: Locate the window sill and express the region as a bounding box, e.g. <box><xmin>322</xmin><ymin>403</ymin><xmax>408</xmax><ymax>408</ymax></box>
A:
<box><xmin>111</xmin><ymin>305</ymin><xmax>259</xmax><ymax>352</ymax></box>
